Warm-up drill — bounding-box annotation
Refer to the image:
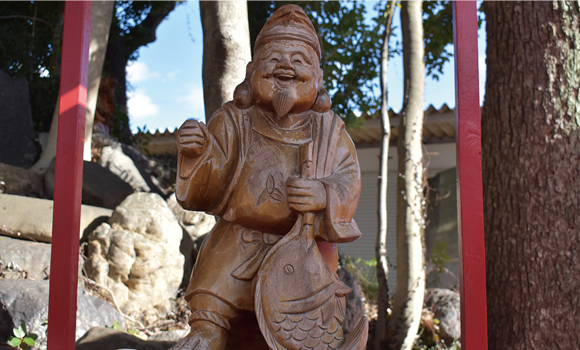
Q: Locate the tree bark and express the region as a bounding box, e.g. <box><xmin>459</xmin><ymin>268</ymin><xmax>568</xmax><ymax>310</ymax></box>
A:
<box><xmin>200</xmin><ymin>1</ymin><xmax>251</xmax><ymax>122</ymax></box>
<box><xmin>375</xmin><ymin>2</ymin><xmax>397</xmax><ymax>349</ymax></box>
<box><xmin>387</xmin><ymin>1</ymin><xmax>425</xmax><ymax>349</ymax></box>
<box><xmin>483</xmin><ymin>2</ymin><xmax>580</xmax><ymax>349</ymax></box>
<box><xmin>84</xmin><ymin>0</ymin><xmax>114</xmax><ymax>160</ymax></box>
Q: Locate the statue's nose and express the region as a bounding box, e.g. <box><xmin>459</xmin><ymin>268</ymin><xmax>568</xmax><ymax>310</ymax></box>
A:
<box><xmin>277</xmin><ymin>56</ymin><xmax>293</xmax><ymax>70</ymax></box>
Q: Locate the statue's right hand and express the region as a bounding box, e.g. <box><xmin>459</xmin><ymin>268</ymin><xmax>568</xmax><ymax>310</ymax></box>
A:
<box><xmin>177</xmin><ymin>119</ymin><xmax>208</xmax><ymax>158</ymax></box>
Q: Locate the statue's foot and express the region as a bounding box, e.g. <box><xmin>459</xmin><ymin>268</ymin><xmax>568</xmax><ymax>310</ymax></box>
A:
<box><xmin>170</xmin><ymin>321</ymin><xmax>227</xmax><ymax>350</ymax></box>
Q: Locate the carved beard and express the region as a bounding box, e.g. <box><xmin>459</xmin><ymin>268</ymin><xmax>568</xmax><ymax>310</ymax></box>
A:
<box><xmin>272</xmin><ymin>89</ymin><xmax>297</xmax><ymax>119</ymax></box>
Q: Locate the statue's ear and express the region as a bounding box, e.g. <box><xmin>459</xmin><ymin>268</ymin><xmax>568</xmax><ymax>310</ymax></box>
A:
<box><xmin>312</xmin><ymin>86</ymin><xmax>331</xmax><ymax>113</ymax></box>
<box><xmin>234</xmin><ymin>61</ymin><xmax>253</xmax><ymax>109</ymax></box>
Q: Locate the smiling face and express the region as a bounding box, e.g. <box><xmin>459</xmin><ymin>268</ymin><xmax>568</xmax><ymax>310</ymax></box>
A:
<box><xmin>249</xmin><ymin>40</ymin><xmax>322</xmax><ymax>117</ymax></box>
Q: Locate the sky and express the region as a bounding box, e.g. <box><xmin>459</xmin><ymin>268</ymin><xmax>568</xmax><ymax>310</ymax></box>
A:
<box><xmin>127</xmin><ymin>1</ymin><xmax>486</xmax><ymax>134</ymax></box>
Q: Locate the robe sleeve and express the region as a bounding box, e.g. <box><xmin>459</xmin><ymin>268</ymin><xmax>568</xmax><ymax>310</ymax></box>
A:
<box><xmin>175</xmin><ymin>108</ymin><xmax>239</xmax><ymax>212</ymax></box>
<box><xmin>316</xmin><ymin>128</ymin><xmax>362</xmax><ymax>243</ymax></box>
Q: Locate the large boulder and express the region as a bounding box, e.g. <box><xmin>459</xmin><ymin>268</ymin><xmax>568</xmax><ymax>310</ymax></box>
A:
<box><xmin>0</xmin><ymin>280</ymin><xmax>125</xmax><ymax>350</ymax></box>
<box><xmin>84</xmin><ymin>193</ymin><xmax>184</xmax><ymax>313</ymax></box>
<box><xmin>45</xmin><ymin>159</ymin><xmax>134</xmax><ymax>210</ymax></box>
<box><xmin>166</xmin><ymin>193</ymin><xmax>215</xmax><ymax>239</ymax></box>
<box><xmin>0</xmin><ymin>163</ymin><xmax>44</xmax><ymax>198</ymax></box>
<box><xmin>97</xmin><ymin>146</ymin><xmax>150</xmax><ymax>192</ymax></box>
<box><xmin>0</xmin><ymin>236</ymin><xmax>83</xmax><ymax>280</ymax></box>
<box><xmin>0</xmin><ymin>194</ymin><xmax>112</xmax><ymax>243</ymax></box>
<box><xmin>425</xmin><ymin>288</ymin><xmax>460</xmax><ymax>344</ymax></box>
<box><xmin>0</xmin><ymin>70</ymin><xmax>40</xmax><ymax>168</ymax></box>
<box><xmin>92</xmin><ymin>134</ymin><xmax>171</xmax><ymax>196</ymax></box>
<box><xmin>76</xmin><ymin>327</ymin><xmax>175</xmax><ymax>350</ymax></box>
<box><xmin>166</xmin><ymin>193</ymin><xmax>216</xmax><ymax>288</ymax></box>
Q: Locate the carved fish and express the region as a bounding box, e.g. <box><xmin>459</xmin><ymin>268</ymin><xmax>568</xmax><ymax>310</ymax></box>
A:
<box><xmin>254</xmin><ymin>215</ymin><xmax>368</xmax><ymax>350</ymax></box>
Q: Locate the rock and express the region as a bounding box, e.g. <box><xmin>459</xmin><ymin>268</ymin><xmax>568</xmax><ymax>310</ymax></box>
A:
<box><xmin>0</xmin><ymin>163</ymin><xmax>44</xmax><ymax>198</ymax></box>
<box><xmin>166</xmin><ymin>193</ymin><xmax>216</xmax><ymax>288</ymax></box>
<box><xmin>45</xmin><ymin>159</ymin><xmax>134</xmax><ymax>210</ymax></box>
<box><xmin>337</xmin><ymin>266</ymin><xmax>365</xmax><ymax>334</ymax></box>
<box><xmin>0</xmin><ymin>280</ymin><xmax>125</xmax><ymax>349</ymax></box>
<box><xmin>76</xmin><ymin>327</ymin><xmax>175</xmax><ymax>350</ymax></box>
<box><xmin>167</xmin><ymin>193</ymin><xmax>216</xmax><ymax>239</ymax></box>
<box><xmin>92</xmin><ymin>134</ymin><xmax>170</xmax><ymax>196</ymax></box>
<box><xmin>0</xmin><ymin>342</ymin><xmax>14</xmax><ymax>350</ymax></box>
<box><xmin>147</xmin><ymin>329</ymin><xmax>189</xmax><ymax>342</ymax></box>
<box><xmin>84</xmin><ymin>193</ymin><xmax>184</xmax><ymax>313</ymax></box>
<box><xmin>0</xmin><ymin>194</ymin><xmax>112</xmax><ymax>243</ymax></box>
<box><xmin>98</xmin><ymin>146</ymin><xmax>150</xmax><ymax>192</ymax></box>
<box><xmin>0</xmin><ymin>70</ymin><xmax>40</xmax><ymax>168</ymax></box>
<box><xmin>0</xmin><ymin>236</ymin><xmax>83</xmax><ymax>280</ymax></box>
<box><xmin>425</xmin><ymin>288</ymin><xmax>460</xmax><ymax>344</ymax></box>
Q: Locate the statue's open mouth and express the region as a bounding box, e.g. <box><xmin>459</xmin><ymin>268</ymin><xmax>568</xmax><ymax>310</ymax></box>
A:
<box><xmin>274</xmin><ymin>70</ymin><xmax>295</xmax><ymax>83</ymax></box>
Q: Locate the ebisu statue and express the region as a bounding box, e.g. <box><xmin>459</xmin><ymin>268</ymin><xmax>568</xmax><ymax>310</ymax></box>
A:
<box><xmin>172</xmin><ymin>5</ymin><xmax>368</xmax><ymax>350</ymax></box>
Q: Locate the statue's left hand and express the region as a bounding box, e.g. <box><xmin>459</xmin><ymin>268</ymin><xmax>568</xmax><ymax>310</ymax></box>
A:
<box><xmin>287</xmin><ymin>178</ymin><xmax>327</xmax><ymax>213</ymax></box>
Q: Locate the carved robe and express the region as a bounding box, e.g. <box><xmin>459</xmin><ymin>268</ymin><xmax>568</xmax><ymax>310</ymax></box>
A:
<box><xmin>176</xmin><ymin>102</ymin><xmax>361</xmax><ymax>327</ymax></box>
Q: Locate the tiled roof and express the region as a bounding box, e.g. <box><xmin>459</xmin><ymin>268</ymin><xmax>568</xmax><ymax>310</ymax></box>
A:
<box><xmin>350</xmin><ymin>104</ymin><xmax>455</xmax><ymax>148</ymax></box>
<box><xmin>133</xmin><ymin>104</ymin><xmax>456</xmax><ymax>155</ymax></box>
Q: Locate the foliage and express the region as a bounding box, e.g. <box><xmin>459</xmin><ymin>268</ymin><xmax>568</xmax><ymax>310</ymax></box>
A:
<box><xmin>248</xmin><ymin>1</ymin><xmax>383</xmax><ymax>125</ymax></box>
<box><xmin>422</xmin><ymin>1</ymin><xmax>453</xmax><ymax>81</ymax></box>
<box><xmin>110</xmin><ymin>320</ymin><xmax>145</xmax><ymax>339</ymax></box>
<box><xmin>7</xmin><ymin>323</ymin><xmax>38</xmax><ymax>350</ymax></box>
<box><xmin>429</xmin><ymin>241</ymin><xmax>452</xmax><ymax>286</ymax></box>
<box><xmin>0</xmin><ymin>1</ymin><xmax>64</xmax><ymax>132</ymax></box>
<box><xmin>112</xmin><ymin>106</ymin><xmax>131</xmax><ymax>142</ymax></box>
<box><xmin>108</xmin><ymin>1</ymin><xmax>178</xmax><ymax>64</ymax></box>
<box><xmin>343</xmin><ymin>256</ymin><xmax>379</xmax><ymax>303</ymax></box>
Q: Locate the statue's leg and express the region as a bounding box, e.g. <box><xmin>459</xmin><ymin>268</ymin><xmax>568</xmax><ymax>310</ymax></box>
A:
<box><xmin>171</xmin><ymin>293</ymin><xmax>237</xmax><ymax>350</ymax></box>
<box><xmin>170</xmin><ymin>320</ymin><xmax>228</xmax><ymax>350</ymax></box>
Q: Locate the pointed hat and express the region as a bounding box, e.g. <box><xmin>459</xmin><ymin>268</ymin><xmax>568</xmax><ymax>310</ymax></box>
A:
<box><xmin>254</xmin><ymin>5</ymin><xmax>321</xmax><ymax>60</ymax></box>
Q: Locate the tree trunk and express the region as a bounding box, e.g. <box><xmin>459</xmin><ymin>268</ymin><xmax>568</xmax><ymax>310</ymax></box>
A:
<box><xmin>200</xmin><ymin>1</ymin><xmax>251</xmax><ymax>122</ymax></box>
<box><xmin>387</xmin><ymin>1</ymin><xmax>425</xmax><ymax>349</ymax></box>
<box><xmin>375</xmin><ymin>2</ymin><xmax>397</xmax><ymax>349</ymax></box>
<box><xmin>29</xmin><ymin>1</ymin><xmax>113</xmax><ymax>173</ymax></box>
<box><xmin>84</xmin><ymin>0</ymin><xmax>114</xmax><ymax>160</ymax></box>
<box><xmin>482</xmin><ymin>2</ymin><xmax>580</xmax><ymax>349</ymax></box>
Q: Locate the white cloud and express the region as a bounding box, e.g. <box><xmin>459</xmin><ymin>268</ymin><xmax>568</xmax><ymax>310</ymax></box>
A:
<box><xmin>176</xmin><ymin>86</ymin><xmax>205</xmax><ymax>114</ymax></box>
<box><xmin>127</xmin><ymin>89</ymin><xmax>159</xmax><ymax>119</ymax></box>
<box><xmin>127</xmin><ymin>61</ymin><xmax>161</xmax><ymax>83</ymax></box>
<box><xmin>165</xmin><ymin>69</ymin><xmax>180</xmax><ymax>81</ymax></box>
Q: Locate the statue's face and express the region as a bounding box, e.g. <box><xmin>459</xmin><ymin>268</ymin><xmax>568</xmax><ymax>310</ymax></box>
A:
<box><xmin>250</xmin><ymin>40</ymin><xmax>321</xmax><ymax>117</ymax></box>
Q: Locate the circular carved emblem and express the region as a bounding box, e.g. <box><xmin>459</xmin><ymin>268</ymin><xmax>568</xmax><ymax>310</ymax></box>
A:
<box><xmin>283</xmin><ymin>264</ymin><xmax>294</xmax><ymax>275</ymax></box>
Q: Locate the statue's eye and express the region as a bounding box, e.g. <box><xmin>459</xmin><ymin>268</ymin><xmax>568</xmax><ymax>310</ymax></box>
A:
<box><xmin>270</xmin><ymin>57</ymin><xmax>279</xmax><ymax>63</ymax></box>
<box><xmin>292</xmin><ymin>55</ymin><xmax>309</xmax><ymax>65</ymax></box>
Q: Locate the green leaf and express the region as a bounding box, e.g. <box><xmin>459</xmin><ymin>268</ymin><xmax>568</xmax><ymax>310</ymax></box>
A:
<box><xmin>23</xmin><ymin>337</ymin><xmax>36</xmax><ymax>346</ymax></box>
<box><xmin>8</xmin><ymin>337</ymin><xmax>22</xmax><ymax>347</ymax></box>
<box><xmin>27</xmin><ymin>333</ymin><xmax>38</xmax><ymax>341</ymax></box>
<box><xmin>13</xmin><ymin>324</ymin><xmax>25</xmax><ymax>338</ymax></box>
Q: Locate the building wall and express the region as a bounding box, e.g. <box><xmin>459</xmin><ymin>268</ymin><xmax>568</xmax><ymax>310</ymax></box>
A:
<box><xmin>339</xmin><ymin>142</ymin><xmax>456</xmax><ymax>292</ymax></box>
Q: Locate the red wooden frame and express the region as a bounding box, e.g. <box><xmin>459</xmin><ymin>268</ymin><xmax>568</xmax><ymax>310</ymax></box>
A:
<box><xmin>47</xmin><ymin>2</ymin><xmax>91</xmax><ymax>349</ymax></box>
<box><xmin>47</xmin><ymin>1</ymin><xmax>487</xmax><ymax>348</ymax></box>
<box><xmin>453</xmin><ymin>1</ymin><xmax>488</xmax><ymax>349</ymax></box>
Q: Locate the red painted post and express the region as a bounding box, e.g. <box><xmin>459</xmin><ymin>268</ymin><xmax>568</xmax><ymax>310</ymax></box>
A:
<box><xmin>47</xmin><ymin>2</ymin><xmax>91</xmax><ymax>349</ymax></box>
<box><xmin>453</xmin><ymin>2</ymin><xmax>488</xmax><ymax>349</ymax></box>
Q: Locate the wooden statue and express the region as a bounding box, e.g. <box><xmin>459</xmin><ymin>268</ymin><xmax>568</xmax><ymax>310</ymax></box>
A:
<box><xmin>172</xmin><ymin>5</ymin><xmax>368</xmax><ymax>350</ymax></box>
